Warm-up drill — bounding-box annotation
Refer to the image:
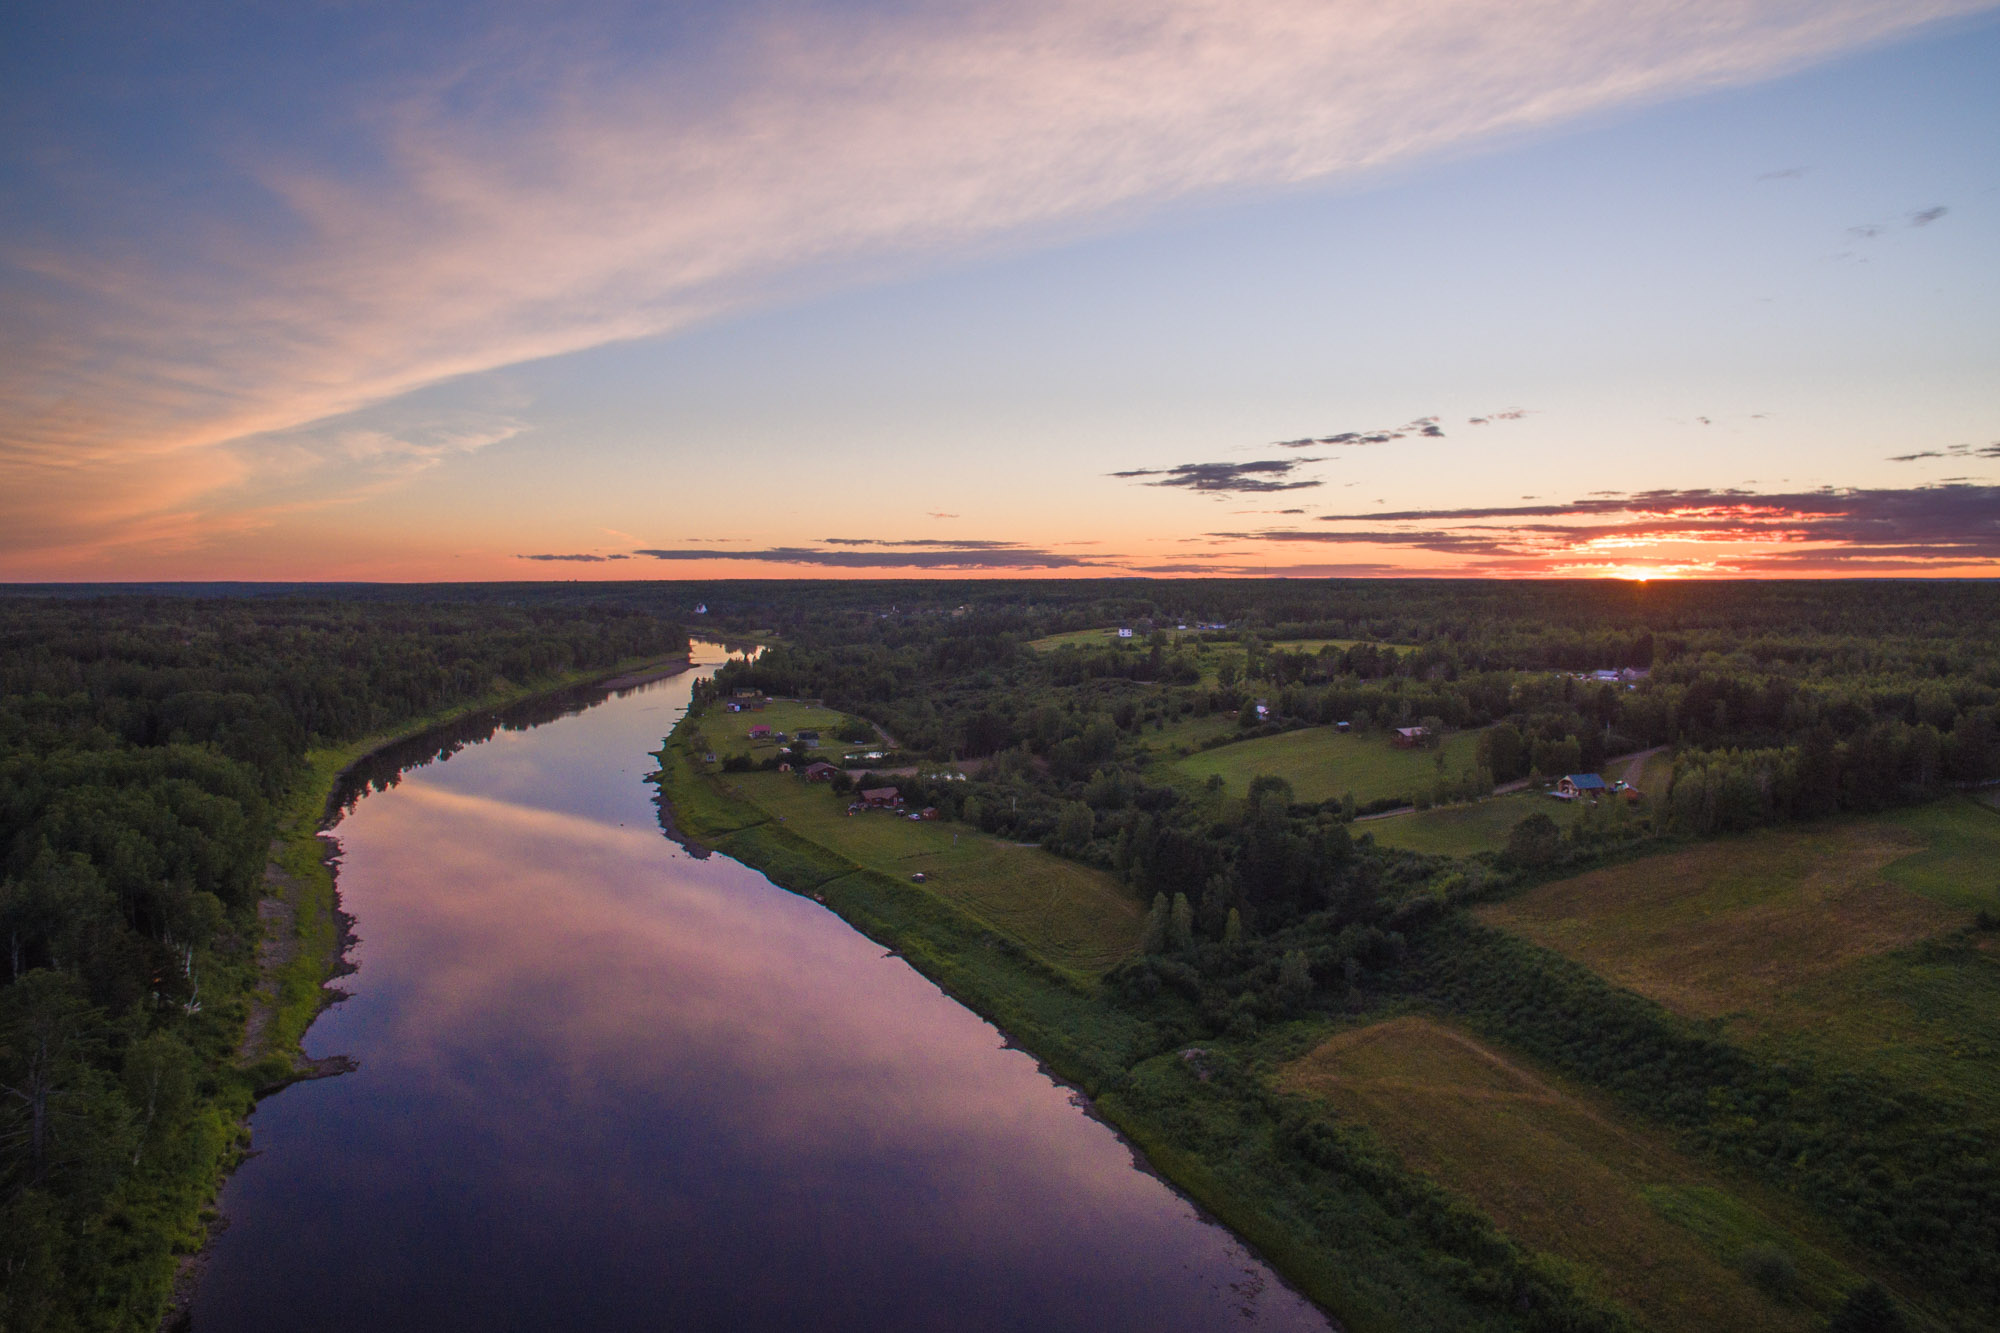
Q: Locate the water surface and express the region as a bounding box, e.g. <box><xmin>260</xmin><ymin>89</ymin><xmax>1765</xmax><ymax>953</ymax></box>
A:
<box><xmin>193</xmin><ymin>642</ymin><xmax>1333</xmax><ymax>1331</ymax></box>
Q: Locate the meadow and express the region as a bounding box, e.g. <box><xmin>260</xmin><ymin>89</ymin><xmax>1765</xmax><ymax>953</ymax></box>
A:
<box><xmin>1477</xmin><ymin>797</ymin><xmax>2000</xmax><ymax>1124</ymax></box>
<box><xmin>1169</xmin><ymin>725</ymin><xmax>1484</xmax><ymax>805</ymax></box>
<box><xmin>704</xmin><ymin>766</ymin><xmax>1145</xmax><ymax>976</ymax></box>
<box><xmin>1277</xmin><ymin>1017</ymin><xmax>1863</xmax><ymax>1333</ymax></box>
<box><xmin>1363</xmin><ymin>792</ymin><xmax>1589</xmax><ymax>856</ymax></box>
<box><xmin>695</xmin><ymin>699</ymin><xmax>860</xmax><ymax>756</ymax></box>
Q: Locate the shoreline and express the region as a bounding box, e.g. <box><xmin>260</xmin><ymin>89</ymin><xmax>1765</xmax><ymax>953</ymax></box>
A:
<box><xmin>650</xmin><ymin>700</ymin><xmax>1361</xmax><ymax>1329</ymax></box>
<box><xmin>159</xmin><ymin>652</ymin><xmax>692</xmax><ymax>1332</ymax></box>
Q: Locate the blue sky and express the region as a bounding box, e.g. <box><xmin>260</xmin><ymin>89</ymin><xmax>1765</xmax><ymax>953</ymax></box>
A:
<box><xmin>3</xmin><ymin>0</ymin><xmax>1995</xmax><ymax>578</ymax></box>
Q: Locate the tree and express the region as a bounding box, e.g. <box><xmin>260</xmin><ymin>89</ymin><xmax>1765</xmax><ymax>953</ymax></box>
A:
<box><xmin>1826</xmin><ymin>1282</ymin><xmax>1905</xmax><ymax>1333</ymax></box>
<box><xmin>1053</xmin><ymin>801</ymin><xmax>1095</xmax><ymax>855</ymax></box>
<box><xmin>1505</xmin><ymin>812</ymin><xmax>1563</xmax><ymax>868</ymax></box>
<box><xmin>1168</xmin><ymin>893</ymin><xmax>1195</xmax><ymax>952</ymax></box>
<box><xmin>1141</xmin><ymin>894</ymin><xmax>1169</xmax><ymax>954</ymax></box>
<box><xmin>1476</xmin><ymin>723</ymin><xmax>1527</xmax><ymax>784</ymax></box>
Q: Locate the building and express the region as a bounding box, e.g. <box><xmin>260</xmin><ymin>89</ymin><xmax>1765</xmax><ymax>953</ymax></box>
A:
<box><xmin>1557</xmin><ymin>773</ymin><xmax>1609</xmax><ymax>799</ymax></box>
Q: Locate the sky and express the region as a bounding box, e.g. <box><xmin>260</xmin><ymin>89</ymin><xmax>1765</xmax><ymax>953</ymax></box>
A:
<box><xmin>3</xmin><ymin>0</ymin><xmax>1997</xmax><ymax>581</ymax></box>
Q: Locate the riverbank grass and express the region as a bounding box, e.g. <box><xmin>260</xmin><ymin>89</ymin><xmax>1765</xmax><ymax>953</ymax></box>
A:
<box><xmin>724</xmin><ymin>771</ymin><xmax>1143</xmax><ymax>975</ymax></box>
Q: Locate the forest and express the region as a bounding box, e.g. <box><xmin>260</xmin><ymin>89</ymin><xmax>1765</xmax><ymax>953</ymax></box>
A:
<box><xmin>0</xmin><ymin>592</ymin><xmax>685</xmax><ymax>1331</ymax></box>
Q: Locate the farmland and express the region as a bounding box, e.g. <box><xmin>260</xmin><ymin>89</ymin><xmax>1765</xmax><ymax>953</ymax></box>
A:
<box><xmin>1169</xmin><ymin>725</ymin><xmax>1484</xmax><ymax>805</ymax></box>
<box><xmin>705</xmin><ymin>769</ymin><xmax>1145</xmax><ymax>976</ymax></box>
<box><xmin>1278</xmin><ymin>1017</ymin><xmax>1861</xmax><ymax>1333</ymax></box>
<box><xmin>1477</xmin><ymin>798</ymin><xmax>2000</xmax><ymax>1123</ymax></box>
<box><xmin>1364</xmin><ymin>792</ymin><xmax>1591</xmax><ymax>855</ymax></box>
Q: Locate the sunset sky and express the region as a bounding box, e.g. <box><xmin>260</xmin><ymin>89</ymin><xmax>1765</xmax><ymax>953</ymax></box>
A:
<box><xmin>4</xmin><ymin>0</ymin><xmax>1997</xmax><ymax>581</ymax></box>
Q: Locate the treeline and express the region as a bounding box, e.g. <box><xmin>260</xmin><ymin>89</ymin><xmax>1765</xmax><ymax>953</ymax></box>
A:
<box><xmin>0</xmin><ymin>594</ymin><xmax>684</xmax><ymax>1331</ymax></box>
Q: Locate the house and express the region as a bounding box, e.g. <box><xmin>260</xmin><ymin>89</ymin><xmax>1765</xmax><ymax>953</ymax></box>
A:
<box><xmin>1392</xmin><ymin>726</ymin><xmax>1431</xmax><ymax>749</ymax></box>
<box><xmin>1557</xmin><ymin>773</ymin><xmax>1609</xmax><ymax>799</ymax></box>
<box><xmin>802</xmin><ymin>762</ymin><xmax>841</xmax><ymax>782</ymax></box>
<box><xmin>748</xmin><ymin>724</ymin><xmax>773</xmax><ymax>739</ymax></box>
<box><xmin>859</xmin><ymin>787</ymin><xmax>903</xmax><ymax>810</ymax></box>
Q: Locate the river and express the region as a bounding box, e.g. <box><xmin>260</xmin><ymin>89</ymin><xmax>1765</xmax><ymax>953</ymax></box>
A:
<box><xmin>191</xmin><ymin>641</ymin><xmax>1333</xmax><ymax>1331</ymax></box>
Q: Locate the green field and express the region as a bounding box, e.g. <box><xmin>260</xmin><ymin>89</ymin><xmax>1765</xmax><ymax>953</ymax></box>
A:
<box><xmin>1479</xmin><ymin>798</ymin><xmax>2000</xmax><ymax>1124</ymax></box>
<box><xmin>708</xmin><ymin>769</ymin><xmax>1145</xmax><ymax>975</ymax></box>
<box><xmin>1279</xmin><ymin>1017</ymin><xmax>1860</xmax><ymax>1333</ymax></box>
<box><xmin>1136</xmin><ymin>710</ymin><xmax>1243</xmax><ymax>756</ymax></box>
<box><xmin>1365</xmin><ymin>792</ymin><xmax>1593</xmax><ymax>855</ymax></box>
<box><xmin>1169</xmin><ymin>726</ymin><xmax>1484</xmax><ymax>805</ymax></box>
<box><xmin>696</xmin><ymin>699</ymin><xmax>860</xmax><ymax>758</ymax></box>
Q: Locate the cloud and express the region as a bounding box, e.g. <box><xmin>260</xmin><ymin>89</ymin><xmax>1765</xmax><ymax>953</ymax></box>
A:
<box><xmin>5</xmin><ymin>0</ymin><xmax>1985</xmax><ymax>562</ymax></box>
<box><xmin>818</xmin><ymin>537</ymin><xmax>1024</xmax><ymax>548</ymax></box>
<box><xmin>1284</xmin><ymin>482</ymin><xmax>2000</xmax><ymax>569</ymax></box>
<box><xmin>1887</xmin><ymin>441</ymin><xmax>1998</xmax><ymax>462</ymax></box>
<box><xmin>1276</xmin><ymin>415</ymin><xmax>1453</xmax><ymax>447</ymax></box>
<box><xmin>632</xmin><ymin>546</ymin><xmax>1102</xmax><ymax>569</ymax></box>
<box><xmin>1111</xmin><ymin>458</ymin><xmax>1324</xmax><ymax>493</ymax></box>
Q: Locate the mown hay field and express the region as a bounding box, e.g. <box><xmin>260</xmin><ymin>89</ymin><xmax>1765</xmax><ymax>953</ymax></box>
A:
<box><xmin>695</xmin><ymin>699</ymin><xmax>858</xmax><ymax>757</ymax></box>
<box><xmin>1278</xmin><ymin>1017</ymin><xmax>1860</xmax><ymax>1333</ymax></box>
<box><xmin>1478</xmin><ymin>798</ymin><xmax>2000</xmax><ymax>1122</ymax></box>
<box><xmin>719</xmin><ymin>771</ymin><xmax>1145</xmax><ymax>976</ymax></box>
<box><xmin>1169</xmin><ymin>726</ymin><xmax>1483</xmax><ymax>805</ymax></box>
<box><xmin>1364</xmin><ymin>792</ymin><xmax>1590</xmax><ymax>856</ymax></box>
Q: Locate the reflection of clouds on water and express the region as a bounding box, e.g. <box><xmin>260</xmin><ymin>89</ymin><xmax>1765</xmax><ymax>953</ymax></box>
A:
<box><xmin>239</xmin><ymin>661</ymin><xmax>1329</xmax><ymax>1332</ymax></box>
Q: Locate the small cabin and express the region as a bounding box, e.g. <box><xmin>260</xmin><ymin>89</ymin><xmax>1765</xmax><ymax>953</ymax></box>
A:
<box><xmin>1557</xmin><ymin>773</ymin><xmax>1609</xmax><ymax>799</ymax></box>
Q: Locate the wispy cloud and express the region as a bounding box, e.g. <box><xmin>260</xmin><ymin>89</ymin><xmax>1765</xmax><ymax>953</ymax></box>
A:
<box><xmin>1887</xmin><ymin>441</ymin><xmax>1999</xmax><ymax>462</ymax></box>
<box><xmin>1112</xmin><ymin>458</ymin><xmax>1324</xmax><ymax>493</ymax></box>
<box><xmin>633</xmin><ymin>545</ymin><xmax>1103</xmax><ymax>569</ymax></box>
<box><xmin>5</xmin><ymin>0</ymin><xmax>1984</xmax><ymax>562</ymax></box>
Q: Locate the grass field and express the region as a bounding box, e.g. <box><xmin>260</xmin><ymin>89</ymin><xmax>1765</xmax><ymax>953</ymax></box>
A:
<box><xmin>1365</xmin><ymin>792</ymin><xmax>1591</xmax><ymax>855</ymax></box>
<box><xmin>1169</xmin><ymin>726</ymin><xmax>1484</xmax><ymax>805</ymax></box>
<box><xmin>1278</xmin><ymin>1017</ymin><xmax>1859</xmax><ymax>1333</ymax></box>
<box><xmin>1135</xmin><ymin>710</ymin><xmax>1242</xmax><ymax>756</ymax></box>
<box><xmin>713</xmin><ymin>770</ymin><xmax>1145</xmax><ymax>975</ymax></box>
<box><xmin>696</xmin><ymin>699</ymin><xmax>860</xmax><ymax>758</ymax></box>
<box><xmin>1478</xmin><ymin>798</ymin><xmax>2000</xmax><ymax>1124</ymax></box>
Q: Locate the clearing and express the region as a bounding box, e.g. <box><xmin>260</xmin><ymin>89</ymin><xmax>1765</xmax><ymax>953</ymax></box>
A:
<box><xmin>1478</xmin><ymin>799</ymin><xmax>2000</xmax><ymax>1122</ymax></box>
<box><xmin>1169</xmin><ymin>726</ymin><xmax>1483</xmax><ymax>805</ymax></box>
<box><xmin>1278</xmin><ymin>1017</ymin><xmax>1859</xmax><ymax>1333</ymax></box>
